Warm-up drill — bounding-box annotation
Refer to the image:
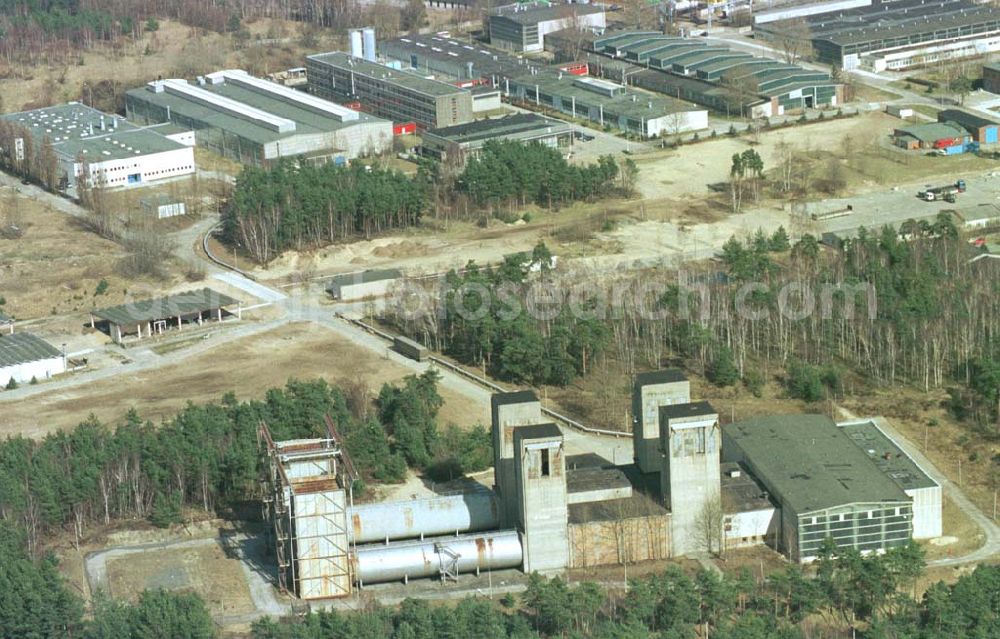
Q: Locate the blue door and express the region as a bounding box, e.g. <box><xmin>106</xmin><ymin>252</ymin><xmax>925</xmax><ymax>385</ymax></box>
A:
<box><xmin>986</xmin><ymin>126</ymin><xmax>999</xmax><ymax>144</ymax></box>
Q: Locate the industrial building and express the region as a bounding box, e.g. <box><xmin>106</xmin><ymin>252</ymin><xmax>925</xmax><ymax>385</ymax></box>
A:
<box><xmin>839</xmin><ymin>419</ymin><xmax>942</xmax><ymax>539</ymax></box>
<box><xmin>421</xmin><ymin>113</ymin><xmax>574</xmax><ymax>164</ymax></box>
<box><xmin>306</xmin><ymin>52</ymin><xmax>475</xmax><ymax>130</ymax></box>
<box><xmin>326</xmin><ymin>269</ymin><xmax>402</xmax><ymax>302</ymax></box>
<box><xmin>0</xmin><ymin>103</ymin><xmax>195</xmax><ymax>190</ymax></box>
<box><xmin>755</xmin><ymin>0</ymin><xmax>1000</xmax><ymax>71</ymax></box>
<box><xmin>937</xmin><ymin>109</ymin><xmax>1000</xmax><ymax>145</ymax></box>
<box><xmin>591</xmin><ymin>31</ymin><xmax>843</xmax><ymax>117</ymax></box>
<box><xmin>984</xmin><ymin>62</ymin><xmax>1000</xmax><ymax>94</ymax></box>
<box><xmin>258</xmin><ymin>366</ymin><xmax>943</xmax><ymax>599</ymax></box>
<box><xmin>892</xmin><ymin>121</ymin><xmax>971</xmax><ymax>153</ymax></box>
<box><xmin>0</xmin><ymin>332</ymin><xmax>65</xmax><ymax>387</ymax></box>
<box><xmin>488</xmin><ymin>1</ymin><xmax>607</xmax><ymax>53</ymax></box>
<box><xmin>125</xmin><ymin>69</ymin><xmax>392</xmax><ymax>167</ymax></box>
<box><xmin>723</xmin><ymin>415</ymin><xmax>916</xmax><ymax>562</ymax></box>
<box><xmin>90</xmin><ymin>288</ymin><xmax>241</xmax><ymax>345</ymax></box>
<box><xmin>380</xmin><ymin>34</ymin><xmax>545</xmax><ymax>85</ymax></box>
<box><xmin>752</xmin><ymin>0</ymin><xmax>872</xmax><ymax>25</ymax></box>
<box><xmin>506</xmin><ymin>70</ymin><xmax>708</xmax><ymax>137</ymax></box>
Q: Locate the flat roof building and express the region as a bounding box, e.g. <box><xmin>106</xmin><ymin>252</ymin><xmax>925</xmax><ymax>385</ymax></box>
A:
<box><xmin>0</xmin><ymin>332</ymin><xmax>65</xmax><ymax>387</ymax></box>
<box><xmin>307</xmin><ymin>52</ymin><xmax>475</xmax><ymax>130</ymax></box>
<box><xmin>489</xmin><ymin>2</ymin><xmax>606</xmax><ymax>53</ymax></box>
<box><xmin>126</xmin><ymin>69</ymin><xmax>392</xmax><ymax>167</ymax></box>
<box><xmin>937</xmin><ymin>109</ymin><xmax>1000</xmax><ymax>145</ymax></box>
<box><xmin>0</xmin><ymin>103</ymin><xmax>195</xmax><ymax>190</ymax></box>
<box><xmin>91</xmin><ymin>287</ymin><xmax>241</xmax><ymax>344</ymax></box>
<box><xmin>326</xmin><ymin>268</ymin><xmax>402</xmax><ymax>301</ymax></box>
<box><xmin>380</xmin><ymin>35</ymin><xmax>544</xmax><ymax>84</ymax></box>
<box><xmin>506</xmin><ymin>69</ymin><xmax>708</xmax><ymax>137</ymax></box>
<box><xmin>756</xmin><ymin>0</ymin><xmax>1000</xmax><ymax>72</ymax></box>
<box><xmin>984</xmin><ymin>62</ymin><xmax>1000</xmax><ymax>95</ymax></box>
<box><xmin>723</xmin><ymin>414</ymin><xmax>913</xmax><ymax>562</ymax></box>
<box><xmin>421</xmin><ymin>113</ymin><xmax>573</xmax><ymax>164</ymax></box>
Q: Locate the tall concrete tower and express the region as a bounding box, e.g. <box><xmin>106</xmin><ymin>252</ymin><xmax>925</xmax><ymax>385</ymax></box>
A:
<box><xmin>513</xmin><ymin>423</ymin><xmax>569</xmax><ymax>574</ymax></box>
<box><xmin>659</xmin><ymin>401</ymin><xmax>720</xmax><ymax>556</ymax></box>
<box><xmin>491</xmin><ymin>391</ymin><xmax>543</xmax><ymax>526</ymax></box>
<box><xmin>632</xmin><ymin>369</ymin><xmax>690</xmax><ymax>474</ymax></box>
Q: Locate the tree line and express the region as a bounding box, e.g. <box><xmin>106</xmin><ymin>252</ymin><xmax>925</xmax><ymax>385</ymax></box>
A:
<box><xmin>0</xmin><ymin>374</ymin><xmax>488</xmax><ymax>556</ymax></box>
<box><xmin>387</xmin><ymin>243</ymin><xmax>611</xmax><ymax>387</ymax></box>
<box><xmin>222</xmin><ymin>161</ymin><xmax>430</xmax><ymax>265</ymax></box>
<box><xmin>222</xmin><ymin>143</ymin><xmax>635</xmax><ymax>265</ymax></box>
<box><xmin>0</xmin><ymin>120</ymin><xmax>61</xmax><ymax>190</ymax></box>
<box><xmin>457</xmin><ymin>139</ymin><xmax>628</xmax><ymax>211</ymax></box>
<box><xmin>251</xmin><ymin>543</ymin><xmax>1000</xmax><ymax>639</ymax></box>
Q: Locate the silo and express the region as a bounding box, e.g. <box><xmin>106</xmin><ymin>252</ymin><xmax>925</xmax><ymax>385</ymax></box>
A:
<box><xmin>362</xmin><ymin>27</ymin><xmax>376</xmax><ymax>62</ymax></box>
<box><xmin>349</xmin><ymin>29</ymin><xmax>364</xmax><ymax>59</ymax></box>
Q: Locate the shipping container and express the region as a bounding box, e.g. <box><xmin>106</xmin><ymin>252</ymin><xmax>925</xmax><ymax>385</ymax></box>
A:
<box><xmin>394</xmin><ymin>336</ymin><xmax>429</xmax><ymax>361</ymax></box>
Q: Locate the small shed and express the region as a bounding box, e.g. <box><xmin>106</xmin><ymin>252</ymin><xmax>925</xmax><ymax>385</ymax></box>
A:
<box><xmin>885</xmin><ymin>105</ymin><xmax>913</xmax><ymax>119</ymax></box>
<box><xmin>892</xmin><ymin>122</ymin><xmax>970</xmax><ymax>152</ymax></box>
<box><xmin>326</xmin><ymin>269</ymin><xmax>402</xmax><ymax>301</ymax></box>
<box><xmin>0</xmin><ymin>312</ymin><xmax>13</xmax><ymax>335</ymax></box>
<box><xmin>0</xmin><ymin>332</ymin><xmax>65</xmax><ymax>386</ymax></box>
<box><xmin>140</xmin><ymin>194</ymin><xmax>187</xmax><ymax>219</ymax></box>
<box><xmin>950</xmin><ymin>204</ymin><xmax>1000</xmax><ymax>230</ymax></box>
<box><xmin>937</xmin><ymin>109</ymin><xmax>1000</xmax><ymax>145</ymax></box>
<box><xmin>91</xmin><ymin>287</ymin><xmax>241</xmax><ymax>344</ymax></box>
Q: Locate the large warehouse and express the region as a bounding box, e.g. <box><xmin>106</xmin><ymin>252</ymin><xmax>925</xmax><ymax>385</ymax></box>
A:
<box><xmin>1</xmin><ymin>103</ymin><xmax>195</xmax><ymax>190</ymax></box>
<box><xmin>755</xmin><ymin>0</ymin><xmax>1000</xmax><ymax>71</ymax></box>
<box><xmin>506</xmin><ymin>70</ymin><xmax>708</xmax><ymax>137</ymax></box>
<box><xmin>380</xmin><ymin>35</ymin><xmax>543</xmax><ymax>84</ymax></box>
<box><xmin>307</xmin><ymin>52</ymin><xmax>475</xmax><ymax>130</ymax></box>
<box><xmin>723</xmin><ymin>414</ymin><xmax>915</xmax><ymax>562</ymax></box>
<box><xmin>488</xmin><ymin>1</ymin><xmax>606</xmax><ymax>53</ymax></box>
<box><xmin>0</xmin><ymin>332</ymin><xmax>65</xmax><ymax>386</ymax></box>
<box><xmin>591</xmin><ymin>31</ymin><xmax>843</xmax><ymax>117</ymax></box>
<box><xmin>126</xmin><ymin>70</ymin><xmax>392</xmax><ymax>167</ymax></box>
<box><xmin>421</xmin><ymin>113</ymin><xmax>574</xmax><ymax>164</ymax></box>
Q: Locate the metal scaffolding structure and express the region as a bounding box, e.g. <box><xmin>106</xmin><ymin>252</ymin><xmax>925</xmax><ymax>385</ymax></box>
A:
<box><xmin>259</xmin><ymin>416</ymin><xmax>358</xmax><ymax>599</ymax></box>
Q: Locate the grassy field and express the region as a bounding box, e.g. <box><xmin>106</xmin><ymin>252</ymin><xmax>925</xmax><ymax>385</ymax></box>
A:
<box><xmin>0</xmin><ymin>322</ymin><xmax>489</xmax><ymax>439</ymax></box>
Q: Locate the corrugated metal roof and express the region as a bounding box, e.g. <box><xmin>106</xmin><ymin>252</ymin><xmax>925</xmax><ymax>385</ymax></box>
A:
<box><xmin>92</xmin><ymin>288</ymin><xmax>239</xmax><ymax>325</ymax></box>
<box><xmin>0</xmin><ymin>332</ymin><xmax>61</xmax><ymax>367</ymax></box>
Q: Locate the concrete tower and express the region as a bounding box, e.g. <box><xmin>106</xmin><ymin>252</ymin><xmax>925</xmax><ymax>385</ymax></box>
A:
<box><xmin>632</xmin><ymin>369</ymin><xmax>690</xmax><ymax>474</ymax></box>
<box><xmin>491</xmin><ymin>391</ymin><xmax>543</xmax><ymax>526</ymax></box>
<box><xmin>513</xmin><ymin>423</ymin><xmax>569</xmax><ymax>574</ymax></box>
<box><xmin>659</xmin><ymin>401</ymin><xmax>720</xmax><ymax>556</ymax></box>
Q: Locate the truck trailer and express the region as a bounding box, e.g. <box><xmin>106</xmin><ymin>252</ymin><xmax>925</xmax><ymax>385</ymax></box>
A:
<box><xmin>919</xmin><ymin>179</ymin><xmax>966</xmax><ymax>202</ymax></box>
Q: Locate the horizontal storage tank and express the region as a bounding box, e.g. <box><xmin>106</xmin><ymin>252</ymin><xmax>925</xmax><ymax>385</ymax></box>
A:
<box><xmin>354</xmin><ymin>530</ymin><xmax>522</xmax><ymax>585</ymax></box>
<box><xmin>349</xmin><ymin>491</ymin><xmax>499</xmax><ymax>544</ymax></box>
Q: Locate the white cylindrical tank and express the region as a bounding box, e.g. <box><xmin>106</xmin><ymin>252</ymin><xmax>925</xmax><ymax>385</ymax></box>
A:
<box><xmin>350</xmin><ymin>29</ymin><xmax>364</xmax><ymax>59</ymax></box>
<box><xmin>362</xmin><ymin>27</ymin><xmax>376</xmax><ymax>62</ymax></box>
<box><xmin>354</xmin><ymin>530</ymin><xmax>522</xmax><ymax>585</ymax></box>
<box><xmin>348</xmin><ymin>492</ymin><xmax>500</xmax><ymax>544</ymax></box>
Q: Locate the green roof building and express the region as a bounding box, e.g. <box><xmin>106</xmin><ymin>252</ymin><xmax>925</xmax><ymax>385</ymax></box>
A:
<box><xmin>0</xmin><ymin>332</ymin><xmax>65</xmax><ymax>386</ymax></box>
<box><xmin>723</xmin><ymin>414</ymin><xmax>913</xmax><ymax>562</ymax></box>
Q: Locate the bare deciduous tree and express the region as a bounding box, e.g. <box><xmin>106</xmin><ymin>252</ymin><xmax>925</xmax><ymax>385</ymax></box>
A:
<box><xmin>776</xmin><ymin>18</ymin><xmax>815</xmax><ymax>65</ymax></box>
<box><xmin>694</xmin><ymin>494</ymin><xmax>725</xmax><ymax>558</ymax></box>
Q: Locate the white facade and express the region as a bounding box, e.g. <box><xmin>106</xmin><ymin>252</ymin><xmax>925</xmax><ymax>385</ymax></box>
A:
<box><xmin>329</xmin><ymin>277</ymin><xmax>398</xmax><ymax>302</ymax></box>
<box><xmin>908</xmin><ymin>485</ymin><xmax>943</xmax><ymax>539</ymax></box>
<box><xmin>73</xmin><ymin>146</ymin><xmax>195</xmax><ymax>189</ymax></box>
<box><xmin>645</xmin><ymin>109</ymin><xmax>709</xmax><ymax>137</ymax></box>
<box><xmin>863</xmin><ymin>34</ymin><xmax>1000</xmax><ymax>72</ymax></box>
<box><xmin>0</xmin><ymin>355</ymin><xmax>65</xmax><ymax>386</ymax></box>
<box><xmin>724</xmin><ymin>507</ymin><xmax>777</xmax><ymax>549</ymax></box>
<box><xmin>753</xmin><ymin>0</ymin><xmax>870</xmax><ymax>25</ymax></box>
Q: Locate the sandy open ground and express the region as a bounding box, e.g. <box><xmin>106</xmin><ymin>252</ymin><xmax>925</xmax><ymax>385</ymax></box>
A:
<box><xmin>0</xmin><ymin>322</ymin><xmax>488</xmax><ymax>437</ymax></box>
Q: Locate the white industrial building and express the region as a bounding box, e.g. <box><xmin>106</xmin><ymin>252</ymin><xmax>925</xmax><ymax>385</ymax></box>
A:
<box><xmin>126</xmin><ymin>69</ymin><xmax>393</xmax><ymax>166</ymax></box>
<box><xmin>0</xmin><ymin>103</ymin><xmax>195</xmax><ymax>190</ymax></box>
<box><xmin>0</xmin><ymin>332</ymin><xmax>65</xmax><ymax>387</ymax></box>
<box><xmin>326</xmin><ymin>269</ymin><xmax>402</xmax><ymax>302</ymax></box>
